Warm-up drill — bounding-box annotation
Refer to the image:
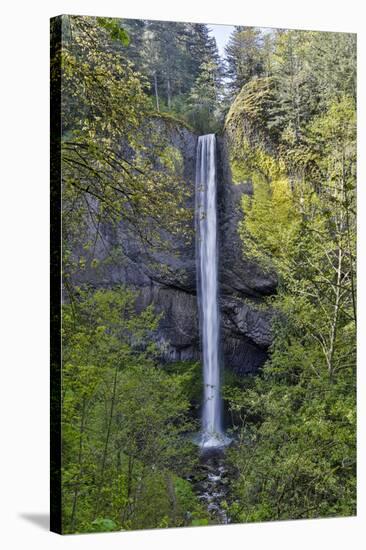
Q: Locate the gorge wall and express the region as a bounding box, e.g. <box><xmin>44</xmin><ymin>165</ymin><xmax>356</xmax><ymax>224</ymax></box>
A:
<box><xmin>73</xmin><ymin>119</ymin><xmax>276</xmax><ymax>375</ymax></box>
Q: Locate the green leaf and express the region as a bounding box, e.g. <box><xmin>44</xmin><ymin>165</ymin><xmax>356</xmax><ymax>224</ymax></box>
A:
<box><xmin>91</xmin><ymin>518</ymin><xmax>118</xmax><ymax>532</ymax></box>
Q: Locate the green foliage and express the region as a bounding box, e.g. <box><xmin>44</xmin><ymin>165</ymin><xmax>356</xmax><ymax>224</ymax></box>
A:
<box><xmin>91</xmin><ymin>518</ymin><xmax>118</xmax><ymax>532</ymax></box>
<box><xmin>61</xmin><ymin>287</ymin><xmax>201</xmax><ymax>533</ymax></box>
<box><xmin>119</xmin><ymin>18</ymin><xmax>223</xmax><ymax>133</ymax></box>
<box><xmin>163</xmin><ymin>361</ymin><xmax>202</xmax><ymax>408</ymax></box>
<box><xmin>225</xmin><ymin>30</ymin><xmax>356</xmax><ymax>146</ymax></box>
<box><xmin>187</xmin><ymin>58</ymin><xmax>223</xmax><ymax>134</ymax></box>
<box><xmin>58</xmin><ymin>15</ymin><xmax>193</xmax><ymax>288</ymax></box>
<box><xmin>225</xmin><ymin>26</ymin><xmax>264</xmax><ymax>95</ymax></box>
<box><xmin>225</xmin><ymin>28</ymin><xmax>356</xmax><ymax>522</ymax></box>
<box><xmin>174</xmin><ymin>477</ymin><xmax>209</xmax><ymax>525</ymax></box>
<box><xmin>226</xmin><ymin>358</ymin><xmax>356</xmax><ymax>521</ymax></box>
<box><xmin>191</xmin><ymin>518</ymin><xmax>210</xmax><ymax>526</ymax></box>
<box><xmin>96</xmin><ymin>17</ymin><xmax>130</xmax><ymax>45</ymax></box>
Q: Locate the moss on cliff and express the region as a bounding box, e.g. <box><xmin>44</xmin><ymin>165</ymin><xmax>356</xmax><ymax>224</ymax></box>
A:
<box><xmin>149</xmin><ymin>111</ymin><xmax>196</xmax><ymax>134</ymax></box>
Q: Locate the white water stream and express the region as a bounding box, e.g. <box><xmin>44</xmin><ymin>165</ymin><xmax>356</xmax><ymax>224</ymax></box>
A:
<box><xmin>195</xmin><ymin>134</ymin><xmax>230</xmax><ymax>450</ymax></box>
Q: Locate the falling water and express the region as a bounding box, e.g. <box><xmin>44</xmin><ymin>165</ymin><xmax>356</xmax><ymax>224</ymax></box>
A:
<box><xmin>195</xmin><ymin>134</ymin><xmax>229</xmax><ymax>450</ymax></box>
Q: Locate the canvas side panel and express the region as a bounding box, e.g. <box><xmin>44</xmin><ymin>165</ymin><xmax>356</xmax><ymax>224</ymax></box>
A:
<box><xmin>50</xmin><ymin>14</ymin><xmax>63</xmax><ymax>535</ymax></box>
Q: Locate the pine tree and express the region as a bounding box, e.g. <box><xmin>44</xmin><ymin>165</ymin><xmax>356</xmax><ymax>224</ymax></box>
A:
<box><xmin>145</xmin><ymin>21</ymin><xmax>189</xmax><ymax>109</ymax></box>
<box><xmin>188</xmin><ymin>57</ymin><xmax>222</xmax><ymax>133</ymax></box>
<box><xmin>185</xmin><ymin>23</ymin><xmax>221</xmax><ymax>81</ymax></box>
<box><xmin>225</xmin><ymin>26</ymin><xmax>264</xmax><ymax>94</ymax></box>
<box><xmin>120</xmin><ymin>18</ymin><xmax>146</xmax><ymax>71</ymax></box>
<box><xmin>308</xmin><ymin>31</ymin><xmax>356</xmax><ymax>106</ymax></box>
<box><xmin>268</xmin><ymin>30</ymin><xmax>317</xmax><ymax>141</ymax></box>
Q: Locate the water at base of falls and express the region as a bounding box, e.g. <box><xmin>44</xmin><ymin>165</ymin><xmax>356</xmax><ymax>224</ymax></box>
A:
<box><xmin>191</xmin><ymin>431</ymin><xmax>232</xmax><ymax>452</ymax></box>
<box><xmin>195</xmin><ymin>134</ymin><xmax>230</xmax><ymax>451</ymax></box>
<box><xmin>192</xmin><ymin>448</ymin><xmax>232</xmax><ymax>524</ymax></box>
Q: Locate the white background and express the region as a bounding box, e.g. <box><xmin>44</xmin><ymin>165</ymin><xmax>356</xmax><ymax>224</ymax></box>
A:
<box><xmin>1</xmin><ymin>0</ymin><xmax>365</xmax><ymax>548</ymax></box>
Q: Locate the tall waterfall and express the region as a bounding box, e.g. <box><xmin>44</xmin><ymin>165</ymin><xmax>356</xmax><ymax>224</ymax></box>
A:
<box><xmin>195</xmin><ymin>134</ymin><xmax>228</xmax><ymax>450</ymax></box>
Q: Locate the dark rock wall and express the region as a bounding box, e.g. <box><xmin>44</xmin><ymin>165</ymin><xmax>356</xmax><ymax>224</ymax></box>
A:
<box><xmin>72</xmin><ymin>121</ymin><xmax>276</xmax><ymax>375</ymax></box>
<box><xmin>216</xmin><ymin>136</ymin><xmax>276</xmax><ymax>373</ymax></box>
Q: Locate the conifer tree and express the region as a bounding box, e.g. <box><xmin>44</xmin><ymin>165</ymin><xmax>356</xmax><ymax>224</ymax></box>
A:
<box><xmin>188</xmin><ymin>57</ymin><xmax>222</xmax><ymax>133</ymax></box>
<box><xmin>225</xmin><ymin>26</ymin><xmax>264</xmax><ymax>94</ymax></box>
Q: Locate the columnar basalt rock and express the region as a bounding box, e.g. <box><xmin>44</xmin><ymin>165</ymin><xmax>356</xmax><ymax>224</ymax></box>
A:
<box><xmin>73</xmin><ymin>119</ymin><xmax>276</xmax><ymax>375</ymax></box>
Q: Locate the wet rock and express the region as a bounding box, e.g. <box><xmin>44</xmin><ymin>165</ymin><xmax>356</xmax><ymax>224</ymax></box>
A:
<box><xmin>192</xmin><ymin>450</ymin><xmax>232</xmax><ymax>525</ymax></box>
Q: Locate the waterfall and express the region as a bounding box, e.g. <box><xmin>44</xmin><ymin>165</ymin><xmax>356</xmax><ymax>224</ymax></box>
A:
<box><xmin>195</xmin><ymin>134</ymin><xmax>229</xmax><ymax>450</ymax></box>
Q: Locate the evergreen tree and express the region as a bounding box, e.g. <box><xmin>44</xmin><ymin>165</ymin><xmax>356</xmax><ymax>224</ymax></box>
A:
<box><xmin>185</xmin><ymin>23</ymin><xmax>221</xmax><ymax>81</ymax></box>
<box><xmin>268</xmin><ymin>31</ymin><xmax>318</xmax><ymax>141</ymax></box>
<box><xmin>188</xmin><ymin>57</ymin><xmax>222</xmax><ymax>133</ymax></box>
<box><xmin>104</xmin><ymin>19</ymin><xmax>223</xmax><ymax>130</ymax></box>
<box><xmin>140</xmin><ymin>26</ymin><xmax>163</xmax><ymax>110</ymax></box>
<box><xmin>261</xmin><ymin>31</ymin><xmax>275</xmax><ymax>77</ymax></box>
<box><xmin>119</xmin><ymin>18</ymin><xmax>146</xmax><ymax>71</ymax></box>
<box><xmin>144</xmin><ymin>21</ymin><xmax>189</xmax><ymax>109</ymax></box>
<box><xmin>308</xmin><ymin>31</ymin><xmax>356</xmax><ymax>106</ymax></box>
<box><xmin>225</xmin><ymin>26</ymin><xmax>264</xmax><ymax>95</ymax></box>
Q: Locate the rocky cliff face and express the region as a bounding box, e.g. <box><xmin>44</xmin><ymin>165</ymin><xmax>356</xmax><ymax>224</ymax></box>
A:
<box><xmin>216</xmin><ymin>136</ymin><xmax>276</xmax><ymax>373</ymax></box>
<box><xmin>73</xmin><ymin>120</ymin><xmax>276</xmax><ymax>375</ymax></box>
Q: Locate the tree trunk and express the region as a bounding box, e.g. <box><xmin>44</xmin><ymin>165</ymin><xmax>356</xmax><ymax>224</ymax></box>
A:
<box><xmin>165</xmin><ymin>473</ymin><xmax>177</xmax><ymax>524</ymax></box>
<box><xmin>154</xmin><ymin>72</ymin><xmax>160</xmax><ymax>112</ymax></box>
<box><xmin>121</xmin><ymin>455</ymin><xmax>135</xmax><ymax>524</ymax></box>
<box><xmin>167</xmin><ymin>73</ymin><xmax>172</xmax><ymax>110</ymax></box>
<box><xmin>327</xmin><ymin>246</ymin><xmax>343</xmax><ymax>379</ymax></box>
<box><xmin>342</xmin><ymin>152</ymin><xmax>357</xmax><ymax>324</ymax></box>
<box><xmin>70</xmin><ymin>396</ymin><xmax>87</xmax><ymax>532</ymax></box>
<box><xmin>94</xmin><ymin>365</ymin><xmax>118</xmax><ymax>518</ymax></box>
